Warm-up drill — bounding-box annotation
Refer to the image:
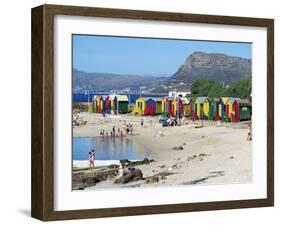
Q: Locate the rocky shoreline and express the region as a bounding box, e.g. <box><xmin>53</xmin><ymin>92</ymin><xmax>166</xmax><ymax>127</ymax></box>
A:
<box><xmin>72</xmin><ymin>158</ymin><xmax>175</xmax><ymax>190</ymax></box>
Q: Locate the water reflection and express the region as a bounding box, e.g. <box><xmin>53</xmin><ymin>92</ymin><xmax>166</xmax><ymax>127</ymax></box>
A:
<box><xmin>73</xmin><ymin>136</ymin><xmax>151</xmax><ymax>161</ymax></box>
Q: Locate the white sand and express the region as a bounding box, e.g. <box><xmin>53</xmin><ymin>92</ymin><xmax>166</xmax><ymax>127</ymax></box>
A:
<box><xmin>73</xmin><ymin>112</ymin><xmax>252</xmax><ymax>188</ymax></box>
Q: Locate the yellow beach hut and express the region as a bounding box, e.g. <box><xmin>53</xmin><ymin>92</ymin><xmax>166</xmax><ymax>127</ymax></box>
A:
<box><xmin>154</xmin><ymin>97</ymin><xmax>163</xmax><ymax>114</ymax></box>
<box><xmin>133</xmin><ymin>97</ymin><xmax>148</xmax><ymax>115</ymax></box>
<box><xmin>218</xmin><ymin>97</ymin><xmax>229</xmax><ymax>120</ymax></box>
<box><xmin>93</xmin><ymin>95</ymin><xmax>103</xmax><ymax>113</ymax></box>
<box><xmin>194</xmin><ymin>97</ymin><xmax>208</xmax><ymax>119</ymax></box>
<box><xmin>203</xmin><ymin>98</ymin><xmax>210</xmax><ymax>118</ymax></box>
<box><xmin>225</xmin><ymin>97</ymin><xmax>241</xmax><ymax>122</ymax></box>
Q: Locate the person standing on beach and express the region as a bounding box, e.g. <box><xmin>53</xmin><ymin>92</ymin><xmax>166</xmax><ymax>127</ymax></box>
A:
<box><xmin>247</xmin><ymin>123</ymin><xmax>252</xmax><ymax>141</ymax></box>
<box><xmin>88</xmin><ymin>150</ymin><xmax>95</xmax><ymax>172</ymax></box>
<box><xmin>141</xmin><ymin>118</ymin><xmax>144</xmax><ymax>127</ymax></box>
<box><xmin>112</xmin><ymin>126</ymin><xmax>116</xmax><ymax>136</ymax></box>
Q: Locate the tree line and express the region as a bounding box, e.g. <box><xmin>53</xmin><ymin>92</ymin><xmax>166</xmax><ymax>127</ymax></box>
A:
<box><xmin>189</xmin><ymin>77</ymin><xmax>251</xmax><ymax>99</ymax></box>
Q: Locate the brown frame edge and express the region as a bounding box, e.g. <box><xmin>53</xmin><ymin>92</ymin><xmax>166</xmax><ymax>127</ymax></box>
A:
<box><xmin>31</xmin><ymin>4</ymin><xmax>274</xmax><ymax>221</ymax></box>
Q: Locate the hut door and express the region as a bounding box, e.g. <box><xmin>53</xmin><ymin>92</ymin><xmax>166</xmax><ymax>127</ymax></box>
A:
<box><xmin>226</xmin><ymin>105</ymin><xmax>229</xmax><ymax>116</ymax></box>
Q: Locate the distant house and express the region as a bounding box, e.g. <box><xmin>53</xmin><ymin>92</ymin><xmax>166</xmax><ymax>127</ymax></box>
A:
<box><xmin>168</xmin><ymin>91</ymin><xmax>190</xmax><ymax>98</ymax></box>
<box><xmin>114</xmin><ymin>95</ymin><xmax>129</xmax><ymax>114</ymax></box>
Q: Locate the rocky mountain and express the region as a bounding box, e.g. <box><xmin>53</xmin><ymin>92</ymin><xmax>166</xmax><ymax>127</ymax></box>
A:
<box><xmin>72</xmin><ymin>69</ymin><xmax>167</xmax><ymax>93</ymax></box>
<box><xmin>73</xmin><ymin>52</ymin><xmax>251</xmax><ymax>94</ymax></box>
<box><xmin>152</xmin><ymin>51</ymin><xmax>251</xmax><ymax>93</ymax></box>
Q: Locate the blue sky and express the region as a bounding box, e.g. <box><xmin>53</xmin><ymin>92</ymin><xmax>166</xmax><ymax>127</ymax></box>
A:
<box><xmin>73</xmin><ymin>35</ymin><xmax>252</xmax><ymax>76</ymax></box>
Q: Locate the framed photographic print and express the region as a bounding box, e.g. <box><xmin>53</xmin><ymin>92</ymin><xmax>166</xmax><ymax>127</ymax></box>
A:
<box><xmin>31</xmin><ymin>4</ymin><xmax>274</xmax><ymax>221</ymax></box>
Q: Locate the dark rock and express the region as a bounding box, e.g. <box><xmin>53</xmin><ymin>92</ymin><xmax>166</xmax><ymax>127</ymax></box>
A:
<box><xmin>145</xmin><ymin>171</ymin><xmax>174</xmax><ymax>183</ymax></box>
<box><xmin>145</xmin><ymin>176</ymin><xmax>159</xmax><ymax>184</ymax></box>
<box><xmin>114</xmin><ymin>168</ymin><xmax>143</xmax><ymax>184</ymax></box>
<box><xmin>72</xmin><ymin>168</ymin><xmax>119</xmax><ymax>189</ymax></box>
<box><xmin>172</xmin><ymin>163</ymin><xmax>181</xmax><ymax>169</ymax></box>
<box><xmin>120</xmin><ymin>158</ymin><xmax>155</xmax><ymax>167</ymax></box>
<box><xmin>172</xmin><ymin>145</ymin><xmax>184</xmax><ymax>150</ymax></box>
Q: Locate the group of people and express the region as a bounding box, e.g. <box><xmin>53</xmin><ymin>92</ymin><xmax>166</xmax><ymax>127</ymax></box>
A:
<box><xmin>99</xmin><ymin>123</ymin><xmax>134</xmax><ymax>138</ymax></box>
<box><xmin>159</xmin><ymin>115</ymin><xmax>185</xmax><ymax>127</ymax></box>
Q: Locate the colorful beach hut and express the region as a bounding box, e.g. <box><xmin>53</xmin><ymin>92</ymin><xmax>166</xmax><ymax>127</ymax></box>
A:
<box><xmin>103</xmin><ymin>96</ymin><xmax>112</xmax><ymax>114</ymax></box>
<box><xmin>114</xmin><ymin>95</ymin><xmax>129</xmax><ymax>114</ymax></box>
<box><xmin>109</xmin><ymin>94</ymin><xmax>117</xmax><ymax>113</ymax></box>
<box><xmin>133</xmin><ymin>97</ymin><xmax>148</xmax><ymax>115</ymax></box>
<box><xmin>161</xmin><ymin>97</ymin><xmax>174</xmax><ymax>117</ymax></box>
<box><xmin>93</xmin><ymin>95</ymin><xmax>103</xmax><ymax>113</ymax></box>
<box><xmin>225</xmin><ymin>98</ymin><xmax>240</xmax><ymax>122</ymax></box>
<box><xmin>208</xmin><ymin>98</ymin><xmax>219</xmax><ymax>120</ymax></box>
<box><xmin>144</xmin><ymin>97</ymin><xmax>162</xmax><ymax>116</ymax></box>
<box><xmin>194</xmin><ymin>97</ymin><xmax>208</xmax><ymax>119</ymax></box>
<box><xmin>237</xmin><ymin>99</ymin><xmax>252</xmax><ymax>121</ymax></box>
<box><xmin>189</xmin><ymin>98</ymin><xmax>196</xmax><ymax>120</ymax></box>
<box><xmin>100</xmin><ymin>95</ymin><xmax>108</xmax><ymax>113</ymax></box>
<box><xmin>181</xmin><ymin>97</ymin><xmax>191</xmax><ymax>117</ymax></box>
<box><xmin>218</xmin><ymin>97</ymin><xmax>229</xmax><ymax>121</ymax></box>
<box><xmin>203</xmin><ymin>98</ymin><xmax>210</xmax><ymax>119</ymax></box>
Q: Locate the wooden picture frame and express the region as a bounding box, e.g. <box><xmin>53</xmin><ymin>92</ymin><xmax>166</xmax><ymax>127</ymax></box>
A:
<box><xmin>31</xmin><ymin>4</ymin><xmax>274</xmax><ymax>221</ymax></box>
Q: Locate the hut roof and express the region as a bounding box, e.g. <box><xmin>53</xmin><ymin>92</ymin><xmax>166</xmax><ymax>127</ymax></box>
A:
<box><xmin>109</xmin><ymin>94</ymin><xmax>116</xmax><ymax>100</ymax></box>
<box><xmin>162</xmin><ymin>97</ymin><xmax>173</xmax><ymax>101</ymax></box>
<box><xmin>101</xmin><ymin>95</ymin><xmax>108</xmax><ymax>100</ymax></box>
<box><xmin>136</xmin><ymin>97</ymin><xmax>150</xmax><ymax>102</ymax></box>
<box><xmin>115</xmin><ymin>95</ymin><xmax>129</xmax><ymax>102</ymax></box>
<box><xmin>228</xmin><ymin>97</ymin><xmax>240</xmax><ymax>104</ymax></box>
<box><xmin>145</xmin><ymin>97</ymin><xmax>163</xmax><ymax>102</ymax></box>
<box><xmin>221</xmin><ymin>97</ymin><xmax>229</xmax><ymax>104</ymax></box>
<box><xmin>181</xmin><ymin>97</ymin><xmax>191</xmax><ymax>104</ymax></box>
<box><xmin>152</xmin><ymin>97</ymin><xmax>163</xmax><ymax>102</ymax></box>
<box><xmin>237</xmin><ymin>99</ymin><xmax>251</xmax><ymax>106</ymax></box>
<box><xmin>196</xmin><ymin>97</ymin><xmax>208</xmax><ymax>104</ymax></box>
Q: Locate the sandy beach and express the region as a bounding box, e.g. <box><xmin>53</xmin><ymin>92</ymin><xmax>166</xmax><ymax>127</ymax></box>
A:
<box><xmin>73</xmin><ymin>112</ymin><xmax>252</xmax><ymax>190</ymax></box>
